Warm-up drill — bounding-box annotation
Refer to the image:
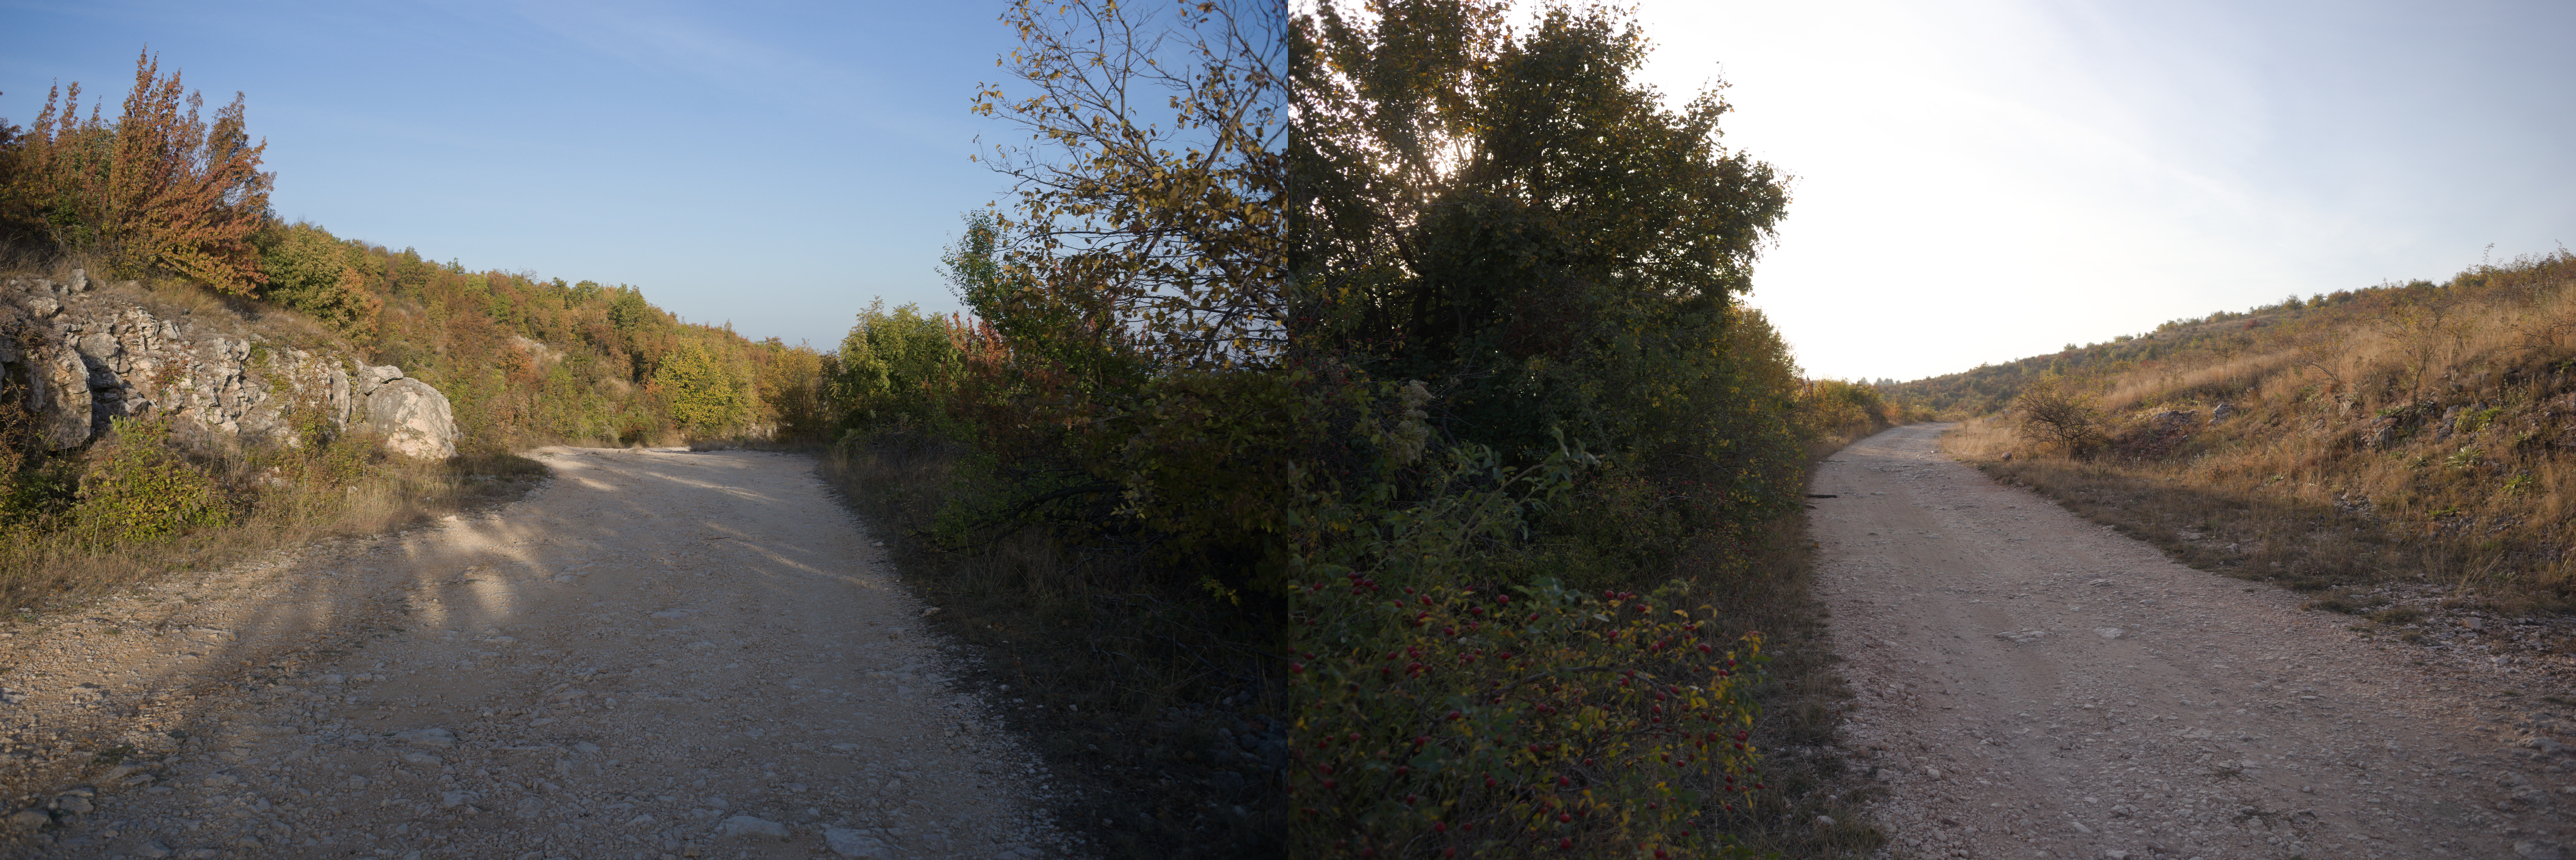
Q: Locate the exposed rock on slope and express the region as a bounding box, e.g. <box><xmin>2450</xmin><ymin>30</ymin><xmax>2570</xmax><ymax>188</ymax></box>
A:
<box><xmin>0</xmin><ymin>270</ymin><xmax>457</xmax><ymax>458</ymax></box>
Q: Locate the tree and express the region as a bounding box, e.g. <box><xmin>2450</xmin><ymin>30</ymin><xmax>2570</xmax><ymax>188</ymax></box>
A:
<box><xmin>1294</xmin><ymin>0</ymin><xmax>1793</xmax><ymax>481</ymax></box>
<box><xmin>0</xmin><ymin>51</ymin><xmax>273</xmax><ymax>292</ymax></box>
<box><xmin>752</xmin><ymin>338</ymin><xmax>834</xmax><ymax>442</ymax></box>
<box><xmin>976</xmin><ymin>0</ymin><xmax>1286</xmax><ymax>370</ymax></box>
<box><xmin>653</xmin><ymin>341</ymin><xmax>747</xmax><ymax>437</ymax></box>
<box><xmin>833</xmin><ymin>301</ymin><xmax>959</xmax><ymax>430</ymax></box>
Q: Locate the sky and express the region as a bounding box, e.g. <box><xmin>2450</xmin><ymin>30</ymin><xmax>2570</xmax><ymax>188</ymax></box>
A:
<box><xmin>0</xmin><ymin>0</ymin><xmax>1010</xmax><ymax>351</ymax></box>
<box><xmin>1630</xmin><ymin>0</ymin><xmax>2576</xmax><ymax>380</ymax></box>
<box><xmin>4</xmin><ymin>2</ymin><xmax>2573</xmax><ymax>380</ymax></box>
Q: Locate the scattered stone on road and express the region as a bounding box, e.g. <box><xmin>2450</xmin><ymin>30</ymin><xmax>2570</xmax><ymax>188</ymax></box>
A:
<box><xmin>0</xmin><ymin>446</ymin><xmax>1066</xmax><ymax>858</ymax></box>
<box><xmin>1816</xmin><ymin>424</ymin><xmax>2572</xmax><ymax>859</ymax></box>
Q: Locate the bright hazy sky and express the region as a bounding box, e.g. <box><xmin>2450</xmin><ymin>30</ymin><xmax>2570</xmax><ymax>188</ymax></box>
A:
<box><xmin>1633</xmin><ymin>0</ymin><xmax>2576</xmax><ymax>380</ymax></box>
<box><xmin>5</xmin><ymin>2</ymin><xmax>2572</xmax><ymax>381</ymax></box>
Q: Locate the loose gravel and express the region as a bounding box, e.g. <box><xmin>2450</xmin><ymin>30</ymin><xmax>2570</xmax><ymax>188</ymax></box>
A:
<box><xmin>0</xmin><ymin>447</ymin><xmax>1066</xmax><ymax>859</ymax></box>
<box><xmin>1819</xmin><ymin>424</ymin><xmax>2575</xmax><ymax>860</ymax></box>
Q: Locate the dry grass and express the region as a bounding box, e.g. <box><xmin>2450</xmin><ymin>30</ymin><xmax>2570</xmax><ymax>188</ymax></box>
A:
<box><xmin>1927</xmin><ymin>252</ymin><xmax>2576</xmax><ymax>617</ymax></box>
<box><xmin>1945</xmin><ymin>418</ymin><xmax>2428</xmax><ymax>592</ymax></box>
<box><xmin>0</xmin><ymin>446</ymin><xmax>544</xmax><ymax>614</ymax></box>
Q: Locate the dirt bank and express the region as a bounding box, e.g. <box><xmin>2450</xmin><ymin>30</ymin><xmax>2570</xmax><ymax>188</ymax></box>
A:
<box><xmin>1820</xmin><ymin>424</ymin><xmax>2572</xmax><ymax>859</ymax></box>
<box><xmin>0</xmin><ymin>447</ymin><xmax>1064</xmax><ymax>859</ymax></box>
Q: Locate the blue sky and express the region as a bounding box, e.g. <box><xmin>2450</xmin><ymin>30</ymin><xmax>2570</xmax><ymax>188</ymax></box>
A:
<box><xmin>1</xmin><ymin>0</ymin><xmax>1008</xmax><ymax>351</ymax></box>
<box><xmin>6</xmin><ymin>1</ymin><xmax>2574</xmax><ymax>380</ymax></box>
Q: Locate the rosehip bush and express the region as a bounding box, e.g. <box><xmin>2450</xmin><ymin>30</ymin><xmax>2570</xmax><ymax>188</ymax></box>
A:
<box><xmin>1288</xmin><ymin>574</ymin><xmax>1768</xmax><ymax>858</ymax></box>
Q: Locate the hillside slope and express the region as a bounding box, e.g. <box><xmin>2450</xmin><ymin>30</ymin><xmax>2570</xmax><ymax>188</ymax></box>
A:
<box><xmin>1901</xmin><ymin>250</ymin><xmax>2576</xmax><ymax>628</ymax></box>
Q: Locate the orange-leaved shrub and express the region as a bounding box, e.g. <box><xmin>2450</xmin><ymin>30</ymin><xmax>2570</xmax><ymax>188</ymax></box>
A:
<box><xmin>0</xmin><ymin>51</ymin><xmax>272</xmax><ymax>292</ymax></box>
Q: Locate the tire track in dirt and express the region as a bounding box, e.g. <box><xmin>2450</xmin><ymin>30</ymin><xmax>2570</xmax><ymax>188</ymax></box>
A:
<box><xmin>0</xmin><ymin>447</ymin><xmax>1065</xmax><ymax>859</ymax></box>
<box><xmin>1819</xmin><ymin>424</ymin><xmax>2570</xmax><ymax>859</ymax></box>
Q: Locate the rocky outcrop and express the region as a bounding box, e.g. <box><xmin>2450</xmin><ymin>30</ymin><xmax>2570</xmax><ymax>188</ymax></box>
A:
<box><xmin>0</xmin><ymin>271</ymin><xmax>460</xmax><ymax>458</ymax></box>
<box><xmin>360</xmin><ymin>376</ymin><xmax>458</xmax><ymax>459</ymax></box>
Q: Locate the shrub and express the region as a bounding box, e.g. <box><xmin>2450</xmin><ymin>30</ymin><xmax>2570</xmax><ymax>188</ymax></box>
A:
<box><xmin>1288</xmin><ymin>575</ymin><xmax>1767</xmax><ymax>858</ymax></box>
<box><xmin>256</xmin><ymin>222</ymin><xmax>381</xmax><ymax>338</ymax></box>
<box><xmin>2011</xmin><ymin>379</ymin><xmax>2105</xmax><ymax>454</ymax></box>
<box><xmin>833</xmin><ymin>300</ymin><xmax>962</xmax><ymax>432</ymax></box>
<box><xmin>653</xmin><ymin>341</ymin><xmax>751</xmax><ymax>437</ymax></box>
<box><xmin>67</xmin><ymin>417</ymin><xmax>231</xmax><ymax>544</ymax></box>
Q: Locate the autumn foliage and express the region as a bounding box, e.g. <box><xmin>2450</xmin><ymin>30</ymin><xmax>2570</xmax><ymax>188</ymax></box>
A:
<box><xmin>0</xmin><ymin>51</ymin><xmax>272</xmax><ymax>292</ymax></box>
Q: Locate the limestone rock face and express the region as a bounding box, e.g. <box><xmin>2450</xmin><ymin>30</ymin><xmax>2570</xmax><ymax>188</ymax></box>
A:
<box><xmin>363</xmin><ymin>377</ymin><xmax>459</xmax><ymax>459</ymax></box>
<box><xmin>0</xmin><ymin>272</ymin><xmax>461</xmax><ymax>459</ymax></box>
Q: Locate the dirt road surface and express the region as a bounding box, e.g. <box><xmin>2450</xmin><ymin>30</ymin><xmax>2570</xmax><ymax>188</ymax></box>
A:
<box><xmin>1819</xmin><ymin>424</ymin><xmax>2575</xmax><ymax>860</ymax></box>
<box><xmin>0</xmin><ymin>447</ymin><xmax>1064</xmax><ymax>859</ymax></box>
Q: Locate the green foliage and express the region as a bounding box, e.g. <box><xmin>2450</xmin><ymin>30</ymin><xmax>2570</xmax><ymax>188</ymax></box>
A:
<box><xmin>978</xmin><ymin>0</ymin><xmax>1286</xmax><ymax>371</ymax></box>
<box><xmin>1296</xmin><ymin>0</ymin><xmax>1789</xmax><ymax>468</ymax></box>
<box><xmin>754</xmin><ymin>338</ymin><xmax>836</xmax><ymax>442</ymax></box>
<box><xmin>256</xmin><ymin>222</ymin><xmax>381</xmax><ymax>338</ymax></box>
<box><xmin>834</xmin><ymin>301</ymin><xmax>961</xmax><ymax>432</ymax></box>
<box><xmin>69</xmin><ymin>417</ymin><xmax>231</xmax><ymax>544</ymax></box>
<box><xmin>890</xmin><ymin>3</ymin><xmax>1869</xmax><ymax>852</ymax></box>
<box><xmin>653</xmin><ymin>341</ymin><xmax>751</xmax><ymax>437</ymax></box>
<box><xmin>1289</xmin><ymin>575</ymin><xmax>1766</xmax><ymax>858</ymax></box>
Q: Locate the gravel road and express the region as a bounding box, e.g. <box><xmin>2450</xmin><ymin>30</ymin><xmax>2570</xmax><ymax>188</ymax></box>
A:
<box><xmin>0</xmin><ymin>447</ymin><xmax>1064</xmax><ymax>859</ymax></box>
<box><xmin>1820</xmin><ymin>424</ymin><xmax>2575</xmax><ymax>860</ymax></box>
